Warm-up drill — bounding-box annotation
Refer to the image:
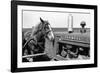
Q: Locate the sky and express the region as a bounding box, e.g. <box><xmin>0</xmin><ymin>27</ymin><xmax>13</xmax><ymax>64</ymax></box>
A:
<box><xmin>22</xmin><ymin>10</ymin><xmax>91</xmax><ymax>28</ymax></box>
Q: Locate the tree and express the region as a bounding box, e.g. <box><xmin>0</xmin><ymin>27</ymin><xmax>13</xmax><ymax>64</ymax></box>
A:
<box><xmin>80</xmin><ymin>21</ymin><xmax>86</xmax><ymax>28</ymax></box>
<box><xmin>80</xmin><ymin>21</ymin><xmax>86</xmax><ymax>33</ymax></box>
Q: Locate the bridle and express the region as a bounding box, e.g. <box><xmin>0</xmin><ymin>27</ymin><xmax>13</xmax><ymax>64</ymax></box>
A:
<box><xmin>23</xmin><ymin>21</ymin><xmax>53</xmax><ymax>49</ymax></box>
<box><xmin>38</xmin><ymin>21</ymin><xmax>52</xmax><ymax>39</ymax></box>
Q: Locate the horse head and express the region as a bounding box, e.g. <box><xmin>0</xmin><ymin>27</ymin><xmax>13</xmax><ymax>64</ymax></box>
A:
<box><xmin>39</xmin><ymin>17</ymin><xmax>55</xmax><ymax>42</ymax></box>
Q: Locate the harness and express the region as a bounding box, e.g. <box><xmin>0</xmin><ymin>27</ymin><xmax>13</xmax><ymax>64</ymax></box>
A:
<box><xmin>23</xmin><ymin>22</ymin><xmax>52</xmax><ymax>52</ymax></box>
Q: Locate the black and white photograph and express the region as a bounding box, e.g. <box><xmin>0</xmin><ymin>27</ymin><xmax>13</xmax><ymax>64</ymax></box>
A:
<box><xmin>11</xmin><ymin>1</ymin><xmax>97</xmax><ymax>72</ymax></box>
<box><xmin>22</xmin><ymin>10</ymin><xmax>91</xmax><ymax>62</ymax></box>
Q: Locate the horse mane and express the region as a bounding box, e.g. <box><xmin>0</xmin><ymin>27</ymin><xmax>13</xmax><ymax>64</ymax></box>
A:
<box><xmin>30</xmin><ymin>22</ymin><xmax>43</xmax><ymax>38</ymax></box>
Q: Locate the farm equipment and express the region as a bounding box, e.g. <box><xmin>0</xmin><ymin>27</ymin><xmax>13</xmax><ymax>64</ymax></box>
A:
<box><xmin>54</xmin><ymin>31</ymin><xmax>90</xmax><ymax>60</ymax></box>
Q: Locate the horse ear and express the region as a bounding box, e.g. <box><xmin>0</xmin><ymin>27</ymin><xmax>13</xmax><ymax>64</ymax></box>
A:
<box><xmin>40</xmin><ymin>17</ymin><xmax>44</xmax><ymax>23</ymax></box>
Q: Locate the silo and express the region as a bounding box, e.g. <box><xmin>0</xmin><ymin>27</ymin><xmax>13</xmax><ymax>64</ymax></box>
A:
<box><xmin>68</xmin><ymin>14</ymin><xmax>73</xmax><ymax>33</ymax></box>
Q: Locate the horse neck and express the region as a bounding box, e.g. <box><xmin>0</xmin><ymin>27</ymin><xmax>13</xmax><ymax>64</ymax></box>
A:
<box><xmin>30</xmin><ymin>23</ymin><xmax>42</xmax><ymax>36</ymax></box>
<box><xmin>35</xmin><ymin>30</ymin><xmax>45</xmax><ymax>42</ymax></box>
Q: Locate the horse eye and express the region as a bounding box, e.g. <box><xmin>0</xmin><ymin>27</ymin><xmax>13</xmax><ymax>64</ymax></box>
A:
<box><xmin>46</xmin><ymin>25</ymin><xmax>49</xmax><ymax>28</ymax></box>
<box><xmin>47</xmin><ymin>27</ymin><xmax>49</xmax><ymax>29</ymax></box>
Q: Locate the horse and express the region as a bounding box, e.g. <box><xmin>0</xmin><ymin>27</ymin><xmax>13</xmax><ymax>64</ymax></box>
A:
<box><xmin>22</xmin><ymin>17</ymin><xmax>55</xmax><ymax>62</ymax></box>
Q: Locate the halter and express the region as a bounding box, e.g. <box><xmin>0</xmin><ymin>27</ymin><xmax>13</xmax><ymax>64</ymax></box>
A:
<box><xmin>23</xmin><ymin>20</ymin><xmax>53</xmax><ymax>50</ymax></box>
<box><xmin>34</xmin><ymin>22</ymin><xmax>51</xmax><ymax>36</ymax></box>
<box><xmin>41</xmin><ymin>22</ymin><xmax>52</xmax><ymax>39</ymax></box>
